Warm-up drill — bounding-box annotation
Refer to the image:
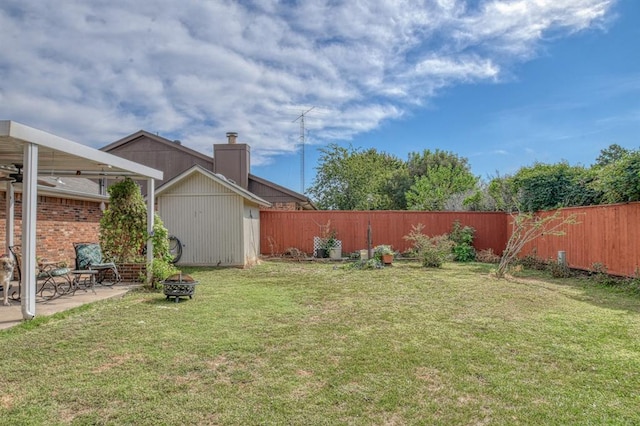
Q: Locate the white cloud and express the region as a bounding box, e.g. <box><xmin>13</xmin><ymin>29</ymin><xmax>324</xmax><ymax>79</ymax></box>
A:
<box><xmin>0</xmin><ymin>0</ymin><xmax>615</xmax><ymax>165</ymax></box>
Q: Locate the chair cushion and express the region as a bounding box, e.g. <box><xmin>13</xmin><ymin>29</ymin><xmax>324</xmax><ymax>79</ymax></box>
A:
<box><xmin>37</xmin><ymin>267</ymin><xmax>71</xmax><ymax>279</ymax></box>
<box><xmin>75</xmin><ymin>244</ymin><xmax>103</xmax><ymax>269</ymax></box>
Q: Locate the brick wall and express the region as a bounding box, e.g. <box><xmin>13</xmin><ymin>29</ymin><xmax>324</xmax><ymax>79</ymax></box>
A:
<box><xmin>262</xmin><ymin>202</ymin><xmax>299</xmax><ymax>211</ymax></box>
<box><xmin>0</xmin><ymin>192</ymin><xmax>102</xmax><ymax>266</ymax></box>
<box><xmin>117</xmin><ymin>263</ymin><xmax>146</xmax><ymax>282</ymax></box>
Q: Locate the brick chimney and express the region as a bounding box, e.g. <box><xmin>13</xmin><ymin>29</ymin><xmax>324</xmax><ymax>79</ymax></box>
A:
<box><xmin>213</xmin><ymin>132</ymin><xmax>250</xmax><ymax>189</ymax></box>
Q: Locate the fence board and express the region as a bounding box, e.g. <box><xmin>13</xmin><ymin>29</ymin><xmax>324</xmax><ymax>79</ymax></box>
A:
<box><xmin>516</xmin><ymin>203</ymin><xmax>640</xmax><ymax>276</ymax></box>
<box><xmin>261</xmin><ymin>203</ymin><xmax>640</xmax><ymax>277</ymax></box>
<box><xmin>260</xmin><ymin>211</ymin><xmax>508</xmax><ymax>258</ymax></box>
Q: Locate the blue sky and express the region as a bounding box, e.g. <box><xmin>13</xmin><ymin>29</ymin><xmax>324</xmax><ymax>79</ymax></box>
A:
<box><xmin>1</xmin><ymin>1</ymin><xmax>637</xmax><ymax>194</ymax></box>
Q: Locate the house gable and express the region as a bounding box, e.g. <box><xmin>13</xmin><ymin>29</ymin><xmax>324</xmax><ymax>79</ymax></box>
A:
<box><xmin>101</xmin><ymin>131</ymin><xmax>213</xmax><ymax>189</ymax></box>
<box><xmin>160</xmin><ymin>169</ymin><xmax>235</xmax><ymax>197</ymax></box>
<box><xmin>157</xmin><ymin>165</ymin><xmax>271</xmax><ymax>208</ymax></box>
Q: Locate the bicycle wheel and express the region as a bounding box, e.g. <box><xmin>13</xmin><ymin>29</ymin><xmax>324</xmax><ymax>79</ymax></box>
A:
<box><xmin>168</xmin><ymin>236</ymin><xmax>182</xmax><ymax>264</ymax></box>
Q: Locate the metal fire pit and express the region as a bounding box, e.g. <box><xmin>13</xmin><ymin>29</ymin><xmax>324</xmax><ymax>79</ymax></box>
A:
<box><xmin>163</xmin><ymin>273</ymin><xmax>198</xmax><ymax>303</ymax></box>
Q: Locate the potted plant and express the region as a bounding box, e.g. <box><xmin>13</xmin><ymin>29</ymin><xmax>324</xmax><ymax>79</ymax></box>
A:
<box><xmin>315</xmin><ymin>221</ymin><xmax>341</xmax><ymax>259</ymax></box>
<box><xmin>374</xmin><ymin>245</ymin><xmax>394</xmax><ymax>265</ymax></box>
<box><xmin>320</xmin><ymin>231</ymin><xmax>338</xmax><ymax>259</ymax></box>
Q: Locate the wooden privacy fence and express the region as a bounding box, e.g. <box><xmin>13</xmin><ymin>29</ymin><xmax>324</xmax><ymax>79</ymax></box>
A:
<box><xmin>260</xmin><ymin>202</ymin><xmax>640</xmax><ymax>277</ymax></box>
<box><xmin>260</xmin><ymin>210</ymin><xmax>508</xmax><ymax>258</ymax></box>
<box><xmin>516</xmin><ymin>203</ymin><xmax>640</xmax><ymax>277</ymax></box>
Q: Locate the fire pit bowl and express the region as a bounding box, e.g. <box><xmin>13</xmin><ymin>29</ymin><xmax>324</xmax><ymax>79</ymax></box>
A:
<box><xmin>162</xmin><ymin>273</ymin><xmax>198</xmax><ymax>303</ymax></box>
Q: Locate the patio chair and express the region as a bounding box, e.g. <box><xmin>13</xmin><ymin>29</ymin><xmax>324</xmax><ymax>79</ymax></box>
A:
<box><xmin>73</xmin><ymin>242</ymin><xmax>121</xmax><ymax>286</ymax></box>
<box><xmin>8</xmin><ymin>245</ymin><xmax>73</xmax><ymax>300</ymax></box>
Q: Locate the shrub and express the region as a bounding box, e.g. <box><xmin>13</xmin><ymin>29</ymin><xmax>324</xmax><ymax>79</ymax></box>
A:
<box><xmin>403</xmin><ymin>224</ymin><xmax>453</xmax><ymax>268</ymax></box>
<box><xmin>549</xmin><ymin>262</ymin><xmax>573</xmax><ymax>278</ymax></box>
<box><xmin>403</xmin><ymin>224</ymin><xmax>432</xmax><ymax>254</ymax></box>
<box><xmin>344</xmin><ymin>258</ymin><xmax>383</xmax><ymax>270</ymax></box>
<box><xmin>284</xmin><ymin>247</ymin><xmax>307</xmax><ymax>260</ymax></box>
<box><xmin>449</xmin><ymin>221</ymin><xmax>476</xmax><ymax>262</ymax></box>
<box><xmin>149</xmin><ymin>258</ymin><xmax>180</xmax><ymax>288</ymax></box>
<box><xmin>476</xmin><ymin>248</ymin><xmax>500</xmax><ymax>264</ymax></box>
<box><xmin>517</xmin><ymin>252</ymin><xmax>549</xmax><ymax>271</ymax></box>
<box><xmin>420</xmin><ymin>235</ymin><xmax>454</xmax><ymax>268</ymax></box>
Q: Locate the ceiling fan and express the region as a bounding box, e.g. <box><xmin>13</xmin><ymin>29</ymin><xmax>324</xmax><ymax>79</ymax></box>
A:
<box><xmin>0</xmin><ymin>164</ymin><xmax>55</xmax><ymax>187</ymax></box>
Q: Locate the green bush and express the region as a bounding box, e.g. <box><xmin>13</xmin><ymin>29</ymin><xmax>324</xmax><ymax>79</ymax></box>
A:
<box><xmin>420</xmin><ymin>235</ymin><xmax>454</xmax><ymax>268</ymax></box>
<box><xmin>449</xmin><ymin>221</ymin><xmax>476</xmax><ymax>262</ymax></box>
<box><xmin>373</xmin><ymin>245</ymin><xmax>394</xmax><ymax>262</ymax></box>
<box><xmin>403</xmin><ymin>224</ymin><xmax>453</xmax><ymax>268</ymax></box>
<box><xmin>100</xmin><ymin>177</ymin><xmax>175</xmax><ymax>288</ymax></box>
<box><xmin>344</xmin><ymin>258</ymin><xmax>383</xmax><ymax>270</ymax></box>
<box><xmin>149</xmin><ymin>258</ymin><xmax>180</xmax><ymax>288</ymax></box>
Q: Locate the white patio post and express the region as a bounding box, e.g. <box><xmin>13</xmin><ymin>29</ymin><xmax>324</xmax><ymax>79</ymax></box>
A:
<box><xmin>146</xmin><ymin>179</ymin><xmax>155</xmax><ymax>285</ymax></box>
<box><xmin>21</xmin><ymin>143</ymin><xmax>38</xmax><ymax>319</ymax></box>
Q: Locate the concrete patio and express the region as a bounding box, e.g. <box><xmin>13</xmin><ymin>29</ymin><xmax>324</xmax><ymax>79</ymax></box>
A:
<box><xmin>0</xmin><ymin>283</ymin><xmax>141</xmax><ymax>331</ymax></box>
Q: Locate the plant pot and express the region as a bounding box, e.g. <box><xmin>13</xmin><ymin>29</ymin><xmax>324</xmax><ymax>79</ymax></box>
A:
<box><xmin>329</xmin><ymin>247</ymin><xmax>342</xmax><ymax>259</ymax></box>
<box><xmin>316</xmin><ymin>248</ymin><xmax>328</xmax><ymax>258</ymax></box>
<box><xmin>381</xmin><ymin>254</ymin><xmax>393</xmax><ymax>265</ymax></box>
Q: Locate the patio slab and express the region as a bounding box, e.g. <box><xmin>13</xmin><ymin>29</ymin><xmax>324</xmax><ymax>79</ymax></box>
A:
<box><xmin>0</xmin><ymin>283</ymin><xmax>141</xmax><ymax>331</ymax></box>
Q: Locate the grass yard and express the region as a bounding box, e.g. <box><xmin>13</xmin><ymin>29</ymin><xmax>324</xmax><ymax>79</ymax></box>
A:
<box><xmin>1</xmin><ymin>261</ymin><xmax>640</xmax><ymax>425</ymax></box>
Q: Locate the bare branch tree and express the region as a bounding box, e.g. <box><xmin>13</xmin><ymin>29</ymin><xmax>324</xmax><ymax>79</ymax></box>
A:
<box><xmin>496</xmin><ymin>210</ymin><xmax>579</xmax><ymax>278</ymax></box>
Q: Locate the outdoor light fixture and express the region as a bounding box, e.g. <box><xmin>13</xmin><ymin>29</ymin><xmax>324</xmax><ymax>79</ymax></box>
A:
<box><xmin>50</xmin><ymin>151</ymin><xmax>65</xmax><ymax>185</ymax></box>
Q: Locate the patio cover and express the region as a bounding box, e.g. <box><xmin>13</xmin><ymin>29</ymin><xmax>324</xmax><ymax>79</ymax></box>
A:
<box><xmin>0</xmin><ymin>120</ymin><xmax>163</xmax><ymax>320</ymax></box>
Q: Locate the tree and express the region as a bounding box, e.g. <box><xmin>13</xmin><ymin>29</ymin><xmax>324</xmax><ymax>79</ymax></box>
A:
<box><xmin>307</xmin><ymin>144</ymin><xmax>403</xmax><ymax>210</ymax></box>
<box><xmin>592</xmin><ymin>150</ymin><xmax>640</xmax><ymax>203</ymax></box>
<box><xmin>100</xmin><ymin>178</ymin><xmax>177</xmax><ymax>286</ymax></box>
<box><xmin>100</xmin><ymin>178</ymin><xmax>147</xmax><ymax>263</ymax></box>
<box><xmin>487</xmin><ymin>173</ymin><xmax>519</xmax><ymax>212</ymax></box>
<box><xmin>406</xmin><ymin>164</ymin><xmax>477</xmax><ymax>211</ymax></box>
<box><xmin>595</xmin><ymin>144</ymin><xmax>630</xmax><ymax>167</ymax></box>
<box><xmin>496</xmin><ymin>210</ymin><xmax>579</xmax><ymax>278</ymax></box>
<box><xmin>388</xmin><ymin>149</ymin><xmax>476</xmax><ymax>209</ymax></box>
<box><xmin>509</xmin><ymin>162</ymin><xmax>597</xmax><ymax>212</ymax></box>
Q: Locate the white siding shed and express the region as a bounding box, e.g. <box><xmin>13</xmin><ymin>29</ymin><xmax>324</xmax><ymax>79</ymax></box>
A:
<box><xmin>156</xmin><ymin>165</ymin><xmax>270</xmax><ymax>267</ymax></box>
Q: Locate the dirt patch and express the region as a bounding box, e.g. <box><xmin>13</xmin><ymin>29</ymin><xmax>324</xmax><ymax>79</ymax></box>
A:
<box><xmin>92</xmin><ymin>353</ymin><xmax>136</xmax><ymax>374</ymax></box>
<box><xmin>1</xmin><ymin>393</ymin><xmax>15</xmax><ymax>410</ymax></box>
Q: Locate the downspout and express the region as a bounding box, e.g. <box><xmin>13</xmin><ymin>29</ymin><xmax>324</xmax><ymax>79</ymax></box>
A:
<box><xmin>21</xmin><ymin>143</ymin><xmax>38</xmax><ymax>320</ymax></box>
<box><xmin>5</xmin><ymin>181</ymin><xmax>14</xmax><ymax>255</ymax></box>
<box><xmin>146</xmin><ymin>179</ymin><xmax>155</xmax><ymax>286</ymax></box>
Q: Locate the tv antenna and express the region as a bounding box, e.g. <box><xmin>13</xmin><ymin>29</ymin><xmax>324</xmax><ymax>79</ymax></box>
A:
<box><xmin>293</xmin><ymin>106</ymin><xmax>315</xmax><ymax>193</ymax></box>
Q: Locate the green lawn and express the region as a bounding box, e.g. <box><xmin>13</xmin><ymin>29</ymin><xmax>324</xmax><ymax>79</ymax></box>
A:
<box><xmin>1</xmin><ymin>261</ymin><xmax>639</xmax><ymax>425</ymax></box>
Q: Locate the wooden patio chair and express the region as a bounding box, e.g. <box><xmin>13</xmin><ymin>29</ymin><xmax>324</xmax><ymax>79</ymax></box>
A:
<box><xmin>73</xmin><ymin>242</ymin><xmax>121</xmax><ymax>286</ymax></box>
<box><xmin>8</xmin><ymin>245</ymin><xmax>73</xmax><ymax>300</ymax></box>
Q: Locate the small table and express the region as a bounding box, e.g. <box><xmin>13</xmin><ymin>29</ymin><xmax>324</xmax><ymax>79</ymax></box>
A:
<box><xmin>71</xmin><ymin>270</ymin><xmax>98</xmax><ymax>295</ymax></box>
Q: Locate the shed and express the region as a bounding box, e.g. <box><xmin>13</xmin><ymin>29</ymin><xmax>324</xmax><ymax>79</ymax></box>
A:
<box><xmin>156</xmin><ymin>165</ymin><xmax>271</xmax><ymax>267</ymax></box>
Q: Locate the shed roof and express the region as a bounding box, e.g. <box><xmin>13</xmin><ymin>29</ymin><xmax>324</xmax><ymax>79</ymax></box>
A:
<box><xmin>156</xmin><ymin>164</ymin><xmax>271</xmax><ymax>208</ymax></box>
